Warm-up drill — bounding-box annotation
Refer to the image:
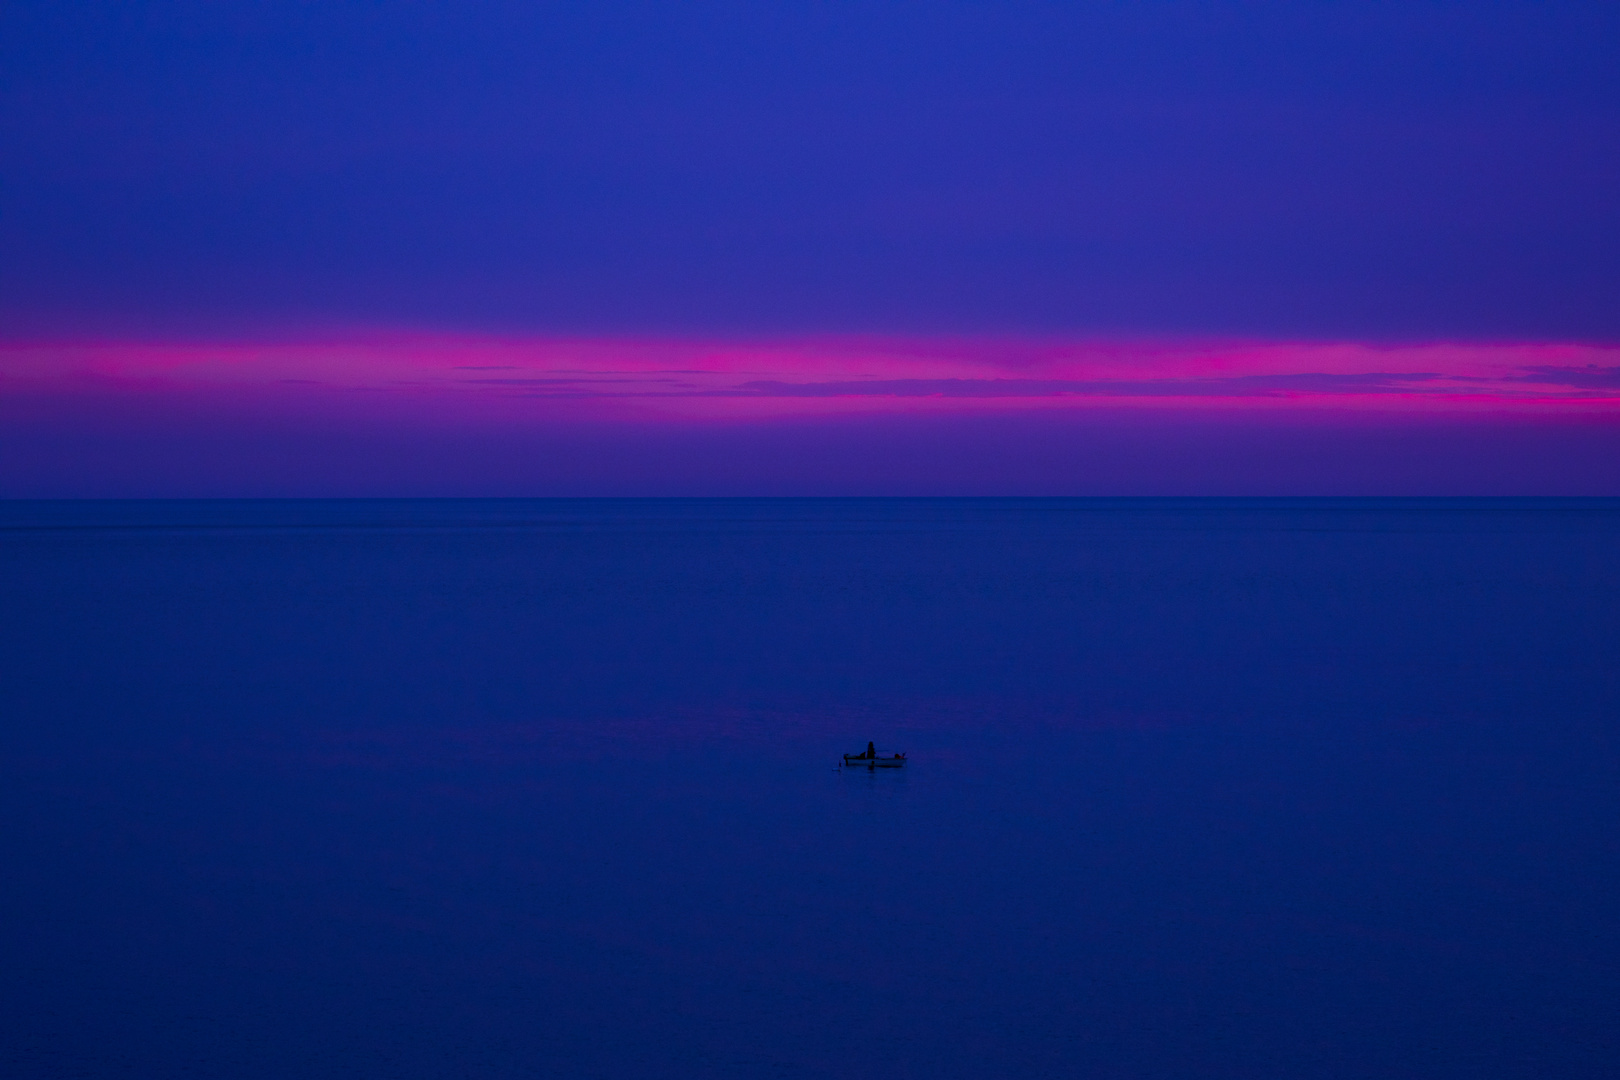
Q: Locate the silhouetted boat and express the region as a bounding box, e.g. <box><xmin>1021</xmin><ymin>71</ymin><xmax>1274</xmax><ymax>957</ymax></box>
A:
<box><xmin>842</xmin><ymin>753</ymin><xmax>906</xmax><ymax>769</ymax></box>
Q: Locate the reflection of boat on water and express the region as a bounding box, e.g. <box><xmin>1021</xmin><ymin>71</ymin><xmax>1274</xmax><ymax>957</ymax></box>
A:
<box><xmin>842</xmin><ymin>753</ymin><xmax>906</xmax><ymax>769</ymax></box>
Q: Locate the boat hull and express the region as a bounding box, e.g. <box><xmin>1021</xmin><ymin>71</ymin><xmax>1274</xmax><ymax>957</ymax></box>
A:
<box><xmin>843</xmin><ymin>755</ymin><xmax>906</xmax><ymax>768</ymax></box>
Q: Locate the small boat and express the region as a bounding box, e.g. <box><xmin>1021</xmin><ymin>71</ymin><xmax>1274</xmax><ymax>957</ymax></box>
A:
<box><xmin>842</xmin><ymin>753</ymin><xmax>907</xmax><ymax>769</ymax></box>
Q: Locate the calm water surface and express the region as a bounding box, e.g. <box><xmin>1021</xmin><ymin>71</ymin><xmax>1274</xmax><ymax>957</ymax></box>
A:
<box><xmin>2</xmin><ymin>499</ymin><xmax>1618</xmax><ymax>1078</ymax></box>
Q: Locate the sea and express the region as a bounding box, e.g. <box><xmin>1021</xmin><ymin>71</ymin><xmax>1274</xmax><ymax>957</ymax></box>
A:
<box><xmin>2</xmin><ymin>498</ymin><xmax>1617</xmax><ymax>1078</ymax></box>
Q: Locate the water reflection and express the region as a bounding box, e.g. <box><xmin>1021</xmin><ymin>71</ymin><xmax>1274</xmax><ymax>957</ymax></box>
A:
<box><xmin>2</xmin><ymin>499</ymin><xmax>1618</xmax><ymax>1077</ymax></box>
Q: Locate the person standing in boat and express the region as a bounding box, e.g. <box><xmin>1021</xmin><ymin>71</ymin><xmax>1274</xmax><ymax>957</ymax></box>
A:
<box><xmin>866</xmin><ymin>741</ymin><xmax>875</xmax><ymax>759</ymax></box>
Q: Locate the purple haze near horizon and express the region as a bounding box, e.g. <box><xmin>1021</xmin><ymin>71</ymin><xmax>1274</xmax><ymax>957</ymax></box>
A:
<box><xmin>3</xmin><ymin>2</ymin><xmax>1620</xmax><ymax>493</ymax></box>
<box><xmin>7</xmin><ymin>403</ymin><xmax>1620</xmax><ymax>497</ymax></box>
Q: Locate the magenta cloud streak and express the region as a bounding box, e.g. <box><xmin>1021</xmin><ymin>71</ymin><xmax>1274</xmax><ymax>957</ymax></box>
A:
<box><xmin>5</xmin><ymin>337</ymin><xmax>1619</xmax><ymax>419</ymax></box>
<box><xmin>4</xmin><ymin>336</ymin><xmax>1619</xmax><ymax>496</ymax></box>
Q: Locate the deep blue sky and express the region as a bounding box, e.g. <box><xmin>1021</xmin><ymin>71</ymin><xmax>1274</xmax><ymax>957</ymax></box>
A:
<box><xmin>3</xmin><ymin>1</ymin><xmax>1618</xmax><ymax>340</ymax></box>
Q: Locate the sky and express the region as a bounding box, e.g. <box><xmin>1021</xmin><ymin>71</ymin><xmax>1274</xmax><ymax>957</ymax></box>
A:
<box><xmin>3</xmin><ymin>1</ymin><xmax>1619</xmax><ymax>494</ymax></box>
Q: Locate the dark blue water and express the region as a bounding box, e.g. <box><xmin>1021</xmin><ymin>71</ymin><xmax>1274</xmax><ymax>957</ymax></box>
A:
<box><xmin>3</xmin><ymin>499</ymin><xmax>1618</xmax><ymax>1078</ymax></box>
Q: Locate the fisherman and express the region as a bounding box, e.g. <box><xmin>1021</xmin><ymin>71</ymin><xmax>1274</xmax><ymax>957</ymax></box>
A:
<box><xmin>866</xmin><ymin>741</ymin><xmax>876</xmax><ymax>759</ymax></box>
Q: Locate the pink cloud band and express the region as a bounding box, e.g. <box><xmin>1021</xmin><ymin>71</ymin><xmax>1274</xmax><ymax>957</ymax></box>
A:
<box><xmin>4</xmin><ymin>337</ymin><xmax>1618</xmax><ymax>420</ymax></box>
